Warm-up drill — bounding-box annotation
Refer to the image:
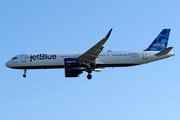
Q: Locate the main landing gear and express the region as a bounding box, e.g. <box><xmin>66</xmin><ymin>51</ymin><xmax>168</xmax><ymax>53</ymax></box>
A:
<box><xmin>86</xmin><ymin>68</ymin><xmax>92</xmax><ymax>80</ymax></box>
<box><xmin>23</xmin><ymin>69</ymin><xmax>26</xmax><ymax>78</ymax></box>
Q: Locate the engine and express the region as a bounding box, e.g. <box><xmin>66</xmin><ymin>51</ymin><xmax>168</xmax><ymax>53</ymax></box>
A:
<box><xmin>64</xmin><ymin>58</ymin><xmax>81</xmax><ymax>77</ymax></box>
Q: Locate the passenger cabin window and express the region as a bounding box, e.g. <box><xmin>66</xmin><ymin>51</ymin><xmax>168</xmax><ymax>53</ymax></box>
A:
<box><xmin>131</xmin><ymin>53</ymin><xmax>138</xmax><ymax>58</ymax></box>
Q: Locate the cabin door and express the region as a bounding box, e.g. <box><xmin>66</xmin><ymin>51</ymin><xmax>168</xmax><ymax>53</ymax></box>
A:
<box><xmin>21</xmin><ymin>54</ymin><xmax>26</xmax><ymax>62</ymax></box>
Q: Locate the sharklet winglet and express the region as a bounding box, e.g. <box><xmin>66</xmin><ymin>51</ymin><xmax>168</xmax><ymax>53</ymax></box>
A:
<box><xmin>105</xmin><ymin>28</ymin><xmax>113</xmax><ymax>38</ymax></box>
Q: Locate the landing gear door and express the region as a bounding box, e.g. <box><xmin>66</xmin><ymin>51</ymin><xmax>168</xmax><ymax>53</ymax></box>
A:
<box><xmin>143</xmin><ymin>51</ymin><xmax>147</xmax><ymax>59</ymax></box>
<box><xmin>21</xmin><ymin>54</ymin><xmax>26</xmax><ymax>62</ymax></box>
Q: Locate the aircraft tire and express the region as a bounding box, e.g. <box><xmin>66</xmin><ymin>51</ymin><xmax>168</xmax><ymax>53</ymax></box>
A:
<box><xmin>23</xmin><ymin>74</ymin><xmax>26</xmax><ymax>78</ymax></box>
<box><xmin>87</xmin><ymin>74</ymin><xmax>92</xmax><ymax>80</ymax></box>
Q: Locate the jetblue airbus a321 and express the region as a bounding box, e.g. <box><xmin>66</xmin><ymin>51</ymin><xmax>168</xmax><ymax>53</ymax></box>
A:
<box><xmin>5</xmin><ymin>29</ymin><xmax>175</xmax><ymax>79</ymax></box>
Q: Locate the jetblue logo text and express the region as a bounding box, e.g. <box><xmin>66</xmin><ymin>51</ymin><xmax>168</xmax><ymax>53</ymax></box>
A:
<box><xmin>30</xmin><ymin>54</ymin><xmax>56</xmax><ymax>62</ymax></box>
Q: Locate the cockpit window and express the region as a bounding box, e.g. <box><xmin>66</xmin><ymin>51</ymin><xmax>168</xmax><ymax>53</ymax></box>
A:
<box><xmin>12</xmin><ymin>57</ymin><xmax>17</xmax><ymax>59</ymax></box>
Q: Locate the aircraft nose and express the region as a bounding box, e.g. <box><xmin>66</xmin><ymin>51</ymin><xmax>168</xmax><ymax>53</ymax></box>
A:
<box><xmin>5</xmin><ymin>61</ymin><xmax>11</xmax><ymax>68</ymax></box>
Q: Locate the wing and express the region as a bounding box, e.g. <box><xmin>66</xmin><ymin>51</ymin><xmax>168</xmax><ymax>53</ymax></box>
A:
<box><xmin>78</xmin><ymin>28</ymin><xmax>112</xmax><ymax>67</ymax></box>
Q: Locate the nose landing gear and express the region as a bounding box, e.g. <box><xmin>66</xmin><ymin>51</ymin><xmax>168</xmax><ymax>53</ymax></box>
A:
<box><xmin>23</xmin><ymin>69</ymin><xmax>26</xmax><ymax>78</ymax></box>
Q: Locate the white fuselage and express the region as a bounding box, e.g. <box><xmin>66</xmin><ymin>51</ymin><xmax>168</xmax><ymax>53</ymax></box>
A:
<box><xmin>5</xmin><ymin>28</ymin><xmax>174</xmax><ymax>79</ymax></box>
<box><xmin>5</xmin><ymin>51</ymin><xmax>175</xmax><ymax>69</ymax></box>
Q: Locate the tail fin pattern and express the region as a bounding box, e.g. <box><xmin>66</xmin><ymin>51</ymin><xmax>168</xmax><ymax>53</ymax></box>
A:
<box><xmin>144</xmin><ymin>29</ymin><xmax>170</xmax><ymax>51</ymax></box>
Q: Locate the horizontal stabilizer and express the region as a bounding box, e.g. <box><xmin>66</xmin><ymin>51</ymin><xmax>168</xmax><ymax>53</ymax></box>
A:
<box><xmin>155</xmin><ymin>47</ymin><xmax>173</xmax><ymax>56</ymax></box>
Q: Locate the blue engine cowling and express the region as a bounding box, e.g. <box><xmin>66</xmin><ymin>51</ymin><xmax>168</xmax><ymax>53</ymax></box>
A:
<box><xmin>65</xmin><ymin>69</ymin><xmax>81</xmax><ymax>77</ymax></box>
<box><xmin>64</xmin><ymin>58</ymin><xmax>79</xmax><ymax>68</ymax></box>
<box><xmin>64</xmin><ymin>58</ymin><xmax>81</xmax><ymax>77</ymax></box>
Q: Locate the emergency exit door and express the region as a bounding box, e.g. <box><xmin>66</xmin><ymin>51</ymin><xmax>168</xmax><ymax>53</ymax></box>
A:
<box><xmin>142</xmin><ymin>51</ymin><xmax>147</xmax><ymax>59</ymax></box>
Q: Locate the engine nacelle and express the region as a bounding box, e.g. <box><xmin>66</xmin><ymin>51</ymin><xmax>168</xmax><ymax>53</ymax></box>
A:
<box><xmin>65</xmin><ymin>69</ymin><xmax>81</xmax><ymax>77</ymax></box>
<box><xmin>64</xmin><ymin>58</ymin><xmax>81</xmax><ymax>77</ymax></box>
<box><xmin>64</xmin><ymin>58</ymin><xmax>79</xmax><ymax>68</ymax></box>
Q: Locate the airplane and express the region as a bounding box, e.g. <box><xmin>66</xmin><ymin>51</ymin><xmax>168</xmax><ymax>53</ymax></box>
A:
<box><xmin>5</xmin><ymin>28</ymin><xmax>175</xmax><ymax>80</ymax></box>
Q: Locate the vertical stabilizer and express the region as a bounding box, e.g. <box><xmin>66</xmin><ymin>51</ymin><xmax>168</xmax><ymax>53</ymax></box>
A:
<box><xmin>144</xmin><ymin>29</ymin><xmax>170</xmax><ymax>51</ymax></box>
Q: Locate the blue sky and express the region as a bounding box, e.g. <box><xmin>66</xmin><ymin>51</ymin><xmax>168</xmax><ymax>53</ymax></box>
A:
<box><xmin>0</xmin><ymin>0</ymin><xmax>179</xmax><ymax>120</ymax></box>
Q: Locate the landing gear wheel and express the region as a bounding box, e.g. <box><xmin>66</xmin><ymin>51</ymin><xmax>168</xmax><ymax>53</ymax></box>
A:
<box><xmin>23</xmin><ymin>69</ymin><xmax>27</xmax><ymax>78</ymax></box>
<box><xmin>87</xmin><ymin>74</ymin><xmax>92</xmax><ymax>80</ymax></box>
<box><xmin>87</xmin><ymin>68</ymin><xmax>92</xmax><ymax>73</ymax></box>
<box><xmin>23</xmin><ymin>74</ymin><xmax>26</xmax><ymax>78</ymax></box>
